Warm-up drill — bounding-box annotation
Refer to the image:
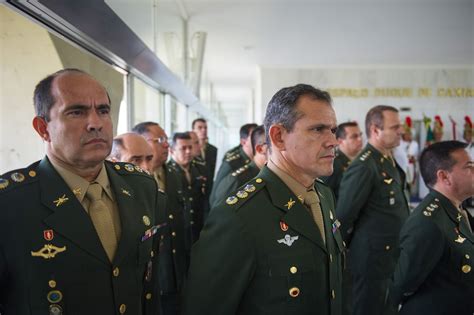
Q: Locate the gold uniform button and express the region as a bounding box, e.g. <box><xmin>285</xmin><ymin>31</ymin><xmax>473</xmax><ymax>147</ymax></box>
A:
<box><xmin>172</xmin><ymin>232</ymin><xmax>176</xmax><ymax>237</ymax></box>
<box><xmin>172</xmin><ymin>249</ymin><xmax>176</xmax><ymax>254</ymax></box>
<box><xmin>289</xmin><ymin>287</ymin><xmax>300</xmax><ymax>297</ymax></box>
<box><xmin>146</xmin><ymin>293</ymin><xmax>152</xmax><ymax>300</ymax></box>
<box><xmin>466</xmin><ymin>254</ymin><xmax>470</xmax><ymax>259</ymax></box>
<box><xmin>385</xmin><ymin>245</ymin><xmax>390</xmax><ymax>251</ymax></box>
<box><xmin>331</xmin><ymin>290</ymin><xmax>336</xmax><ymax>299</ymax></box>
<box><xmin>48</xmin><ymin>280</ymin><xmax>57</xmax><ymax>288</ymax></box>
<box><xmin>290</xmin><ymin>266</ymin><xmax>298</xmax><ymax>274</ymax></box>
<box><xmin>168</xmin><ymin>214</ymin><xmax>174</xmax><ymax>220</ymax></box>
<box><xmin>255</xmin><ymin>178</ymin><xmax>263</xmax><ymax>183</ymax></box>
<box><xmin>119</xmin><ymin>304</ymin><xmax>127</xmax><ymax>314</ymax></box>
<box><xmin>190</xmin><ymin>209</ymin><xmax>194</xmax><ymax>214</ymax></box>
<box><xmin>150</xmin><ymin>250</ymin><xmax>155</xmax><ymax>258</ymax></box>
<box><xmin>113</xmin><ymin>267</ymin><xmax>120</xmax><ymax>277</ymax></box>
<box><xmin>462</xmin><ymin>265</ymin><xmax>471</xmax><ymax>273</ymax></box>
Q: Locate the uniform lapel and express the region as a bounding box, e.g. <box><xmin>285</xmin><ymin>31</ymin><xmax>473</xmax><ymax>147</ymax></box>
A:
<box><xmin>260</xmin><ymin>167</ymin><xmax>327</xmax><ymax>252</ymax></box>
<box><xmin>105</xmin><ymin>163</ymin><xmax>143</xmax><ymax>265</ymax></box>
<box><xmin>438</xmin><ymin>192</ymin><xmax>474</xmax><ymax>243</ymax></box>
<box><xmin>39</xmin><ymin>158</ymin><xmax>109</xmax><ymax>265</ymax></box>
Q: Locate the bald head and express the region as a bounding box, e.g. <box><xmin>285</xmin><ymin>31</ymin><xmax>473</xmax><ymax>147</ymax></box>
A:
<box><xmin>110</xmin><ymin>133</ymin><xmax>154</xmax><ymax>172</ymax></box>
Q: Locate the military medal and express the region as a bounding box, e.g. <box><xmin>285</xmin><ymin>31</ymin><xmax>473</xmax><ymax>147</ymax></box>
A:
<box><xmin>44</xmin><ymin>230</ymin><xmax>54</xmax><ymax>241</ymax></box>
<box><xmin>141</xmin><ymin>223</ymin><xmax>167</xmax><ymax>242</ymax></box>
<box><xmin>332</xmin><ymin>219</ymin><xmax>341</xmax><ymax>233</ymax></box>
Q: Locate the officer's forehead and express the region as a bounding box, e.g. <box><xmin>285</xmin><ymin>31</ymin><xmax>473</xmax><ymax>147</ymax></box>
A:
<box><xmin>52</xmin><ymin>73</ymin><xmax>108</xmax><ymax>101</ymax></box>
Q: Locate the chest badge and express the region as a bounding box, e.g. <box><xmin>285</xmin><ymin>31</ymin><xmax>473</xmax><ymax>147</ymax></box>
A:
<box><xmin>277</xmin><ymin>234</ymin><xmax>299</xmax><ymax>247</ymax></box>
<box><xmin>455</xmin><ymin>235</ymin><xmax>466</xmax><ymax>244</ymax></box>
<box><xmin>284</xmin><ymin>198</ymin><xmax>296</xmax><ymax>210</ymax></box>
<box><xmin>44</xmin><ymin>230</ymin><xmax>54</xmax><ymax>241</ymax></box>
<box><xmin>53</xmin><ymin>194</ymin><xmax>69</xmax><ymax>207</ymax></box>
<box><xmin>384</xmin><ymin>178</ymin><xmax>393</xmax><ymax>184</ymax></box>
<box><xmin>31</xmin><ymin>244</ymin><xmax>67</xmax><ymax>259</ymax></box>
<box><xmin>280</xmin><ymin>221</ymin><xmax>289</xmax><ymax>231</ymax></box>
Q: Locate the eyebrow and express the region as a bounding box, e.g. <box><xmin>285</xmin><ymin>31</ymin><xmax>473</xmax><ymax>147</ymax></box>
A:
<box><xmin>308</xmin><ymin>123</ymin><xmax>337</xmax><ymax>130</ymax></box>
<box><xmin>64</xmin><ymin>103</ymin><xmax>110</xmax><ymax>110</ymax></box>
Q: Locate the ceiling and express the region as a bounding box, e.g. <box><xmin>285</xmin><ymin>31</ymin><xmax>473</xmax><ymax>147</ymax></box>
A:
<box><xmin>108</xmin><ymin>0</ymin><xmax>474</xmax><ymax>127</ymax></box>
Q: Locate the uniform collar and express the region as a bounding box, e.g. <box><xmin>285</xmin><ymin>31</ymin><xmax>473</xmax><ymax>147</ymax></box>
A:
<box><xmin>50</xmin><ymin>159</ymin><xmax>114</xmax><ymax>202</ymax></box>
<box><xmin>267</xmin><ymin>159</ymin><xmax>313</xmax><ymax>203</ymax></box>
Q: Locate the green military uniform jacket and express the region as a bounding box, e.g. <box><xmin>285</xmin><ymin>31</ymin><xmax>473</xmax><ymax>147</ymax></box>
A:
<box><xmin>0</xmin><ymin>157</ymin><xmax>164</xmax><ymax>315</ymax></box>
<box><xmin>159</xmin><ymin>164</ymin><xmax>188</xmax><ymax>298</ymax></box>
<box><xmin>213</xmin><ymin>146</ymin><xmax>251</xmax><ymax>189</ymax></box>
<box><xmin>336</xmin><ymin>143</ymin><xmax>409</xmax><ymax>276</ymax></box>
<box><xmin>203</xmin><ymin>143</ymin><xmax>217</xmax><ymax>183</ymax></box>
<box><xmin>320</xmin><ymin>150</ymin><xmax>351</xmax><ymax>200</ymax></box>
<box><xmin>209</xmin><ymin>161</ymin><xmax>260</xmax><ymax>208</ymax></box>
<box><xmin>167</xmin><ymin>160</ymin><xmax>206</xmax><ymax>249</ymax></box>
<box><xmin>390</xmin><ymin>190</ymin><xmax>474</xmax><ymax>314</ymax></box>
<box><xmin>192</xmin><ymin>158</ymin><xmax>211</xmax><ymax>221</ymax></box>
<box><xmin>183</xmin><ymin>166</ymin><xmax>344</xmax><ymax>315</ymax></box>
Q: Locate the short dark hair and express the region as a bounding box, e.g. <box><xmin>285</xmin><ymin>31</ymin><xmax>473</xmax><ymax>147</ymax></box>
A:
<box><xmin>240</xmin><ymin>123</ymin><xmax>258</xmax><ymax>140</ymax></box>
<box><xmin>336</xmin><ymin>121</ymin><xmax>359</xmax><ymax>140</ymax></box>
<box><xmin>250</xmin><ymin>125</ymin><xmax>265</xmax><ymax>156</ymax></box>
<box><xmin>33</xmin><ymin>68</ymin><xmax>88</xmax><ymax>121</ymax></box>
<box><xmin>110</xmin><ymin>138</ymin><xmax>125</xmax><ymax>160</ymax></box>
<box><xmin>365</xmin><ymin>105</ymin><xmax>398</xmax><ymax>138</ymax></box>
<box><xmin>192</xmin><ymin>118</ymin><xmax>207</xmax><ymax>129</ymax></box>
<box><xmin>419</xmin><ymin>140</ymin><xmax>468</xmax><ymax>188</ymax></box>
<box><xmin>171</xmin><ymin>132</ymin><xmax>191</xmax><ymax>148</ymax></box>
<box><xmin>132</xmin><ymin>121</ymin><xmax>159</xmax><ymax>135</ymax></box>
<box><xmin>263</xmin><ymin>84</ymin><xmax>332</xmax><ymax>148</ymax></box>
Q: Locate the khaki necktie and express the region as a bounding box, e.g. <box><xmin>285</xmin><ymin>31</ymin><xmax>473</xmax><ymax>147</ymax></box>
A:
<box><xmin>460</xmin><ymin>209</ymin><xmax>473</xmax><ymax>234</ymax></box>
<box><xmin>304</xmin><ymin>188</ymin><xmax>326</xmax><ymax>244</ymax></box>
<box><xmin>86</xmin><ymin>183</ymin><xmax>117</xmax><ymax>261</ymax></box>
<box><xmin>155</xmin><ymin>167</ymin><xmax>166</xmax><ymax>190</ymax></box>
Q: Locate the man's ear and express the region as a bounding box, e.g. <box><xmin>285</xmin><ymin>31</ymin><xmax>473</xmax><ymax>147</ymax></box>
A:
<box><xmin>436</xmin><ymin>169</ymin><xmax>451</xmax><ymax>186</ymax></box>
<box><xmin>268</xmin><ymin>124</ymin><xmax>286</xmax><ymax>151</ymax></box>
<box><xmin>32</xmin><ymin>116</ymin><xmax>50</xmax><ymax>142</ymax></box>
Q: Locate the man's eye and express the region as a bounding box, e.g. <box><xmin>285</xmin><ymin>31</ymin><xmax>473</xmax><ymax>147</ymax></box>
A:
<box><xmin>331</xmin><ymin>127</ymin><xmax>337</xmax><ymax>134</ymax></box>
<box><xmin>98</xmin><ymin>108</ymin><xmax>110</xmax><ymax>115</ymax></box>
<box><xmin>68</xmin><ymin>110</ymin><xmax>84</xmax><ymax>116</ymax></box>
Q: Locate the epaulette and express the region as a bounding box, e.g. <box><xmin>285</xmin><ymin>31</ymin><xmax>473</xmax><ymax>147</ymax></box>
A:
<box><xmin>422</xmin><ymin>197</ymin><xmax>440</xmax><ymax>217</ymax></box>
<box><xmin>224</xmin><ymin>177</ymin><xmax>266</xmax><ymax>209</ymax></box>
<box><xmin>0</xmin><ymin>162</ymin><xmax>40</xmax><ymax>193</ymax></box>
<box><xmin>111</xmin><ymin>162</ymin><xmax>153</xmax><ymax>178</ymax></box>
<box><xmin>359</xmin><ymin>149</ymin><xmax>372</xmax><ymax>162</ymax></box>
<box><xmin>231</xmin><ymin>164</ymin><xmax>250</xmax><ymax>177</ymax></box>
<box><xmin>225</xmin><ymin>154</ymin><xmax>241</xmax><ymax>162</ymax></box>
<box><xmin>193</xmin><ymin>159</ymin><xmax>206</xmax><ymax>166</ymax></box>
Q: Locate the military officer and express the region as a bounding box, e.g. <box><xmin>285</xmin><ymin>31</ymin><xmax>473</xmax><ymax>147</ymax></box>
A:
<box><xmin>109</xmin><ymin>132</ymin><xmax>154</xmax><ymax>172</ymax></box>
<box><xmin>209</xmin><ymin>125</ymin><xmax>267</xmax><ymax>208</ymax></box>
<box><xmin>336</xmin><ymin>105</ymin><xmax>409</xmax><ymax>315</ymax></box>
<box><xmin>214</xmin><ymin>123</ymin><xmax>258</xmax><ymax>188</ymax></box>
<box><xmin>390</xmin><ymin>141</ymin><xmax>474</xmax><ymax>314</ymax></box>
<box><xmin>132</xmin><ymin>122</ymin><xmax>188</xmax><ymax>315</ymax></box>
<box><xmin>321</xmin><ymin>121</ymin><xmax>363</xmax><ymax>199</ymax></box>
<box><xmin>168</xmin><ymin>133</ymin><xmax>207</xmax><ymax>249</ymax></box>
<box><xmin>0</xmin><ymin>69</ymin><xmax>163</xmax><ymax>314</ymax></box>
<box><xmin>188</xmin><ymin>131</ymin><xmax>211</xmax><ymax>217</ymax></box>
<box><xmin>183</xmin><ymin>84</ymin><xmax>344</xmax><ymax>315</ymax></box>
<box><xmin>192</xmin><ymin>118</ymin><xmax>218</xmax><ymax>184</ymax></box>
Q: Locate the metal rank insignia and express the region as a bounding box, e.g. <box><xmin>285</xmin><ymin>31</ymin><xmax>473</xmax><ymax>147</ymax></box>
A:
<box><xmin>236</xmin><ymin>190</ymin><xmax>248</xmax><ymax>199</ymax></box>
<box><xmin>244</xmin><ymin>184</ymin><xmax>256</xmax><ymax>193</ymax></box>
<box><xmin>31</xmin><ymin>244</ymin><xmax>67</xmax><ymax>259</ymax></box>
<box><xmin>384</xmin><ymin>178</ymin><xmax>393</xmax><ymax>184</ymax></box>
<box><xmin>53</xmin><ymin>194</ymin><xmax>69</xmax><ymax>207</ymax></box>
<box><xmin>423</xmin><ymin>211</ymin><xmax>432</xmax><ymax>217</ymax></box>
<box><xmin>277</xmin><ymin>234</ymin><xmax>299</xmax><ymax>247</ymax></box>
<box><xmin>124</xmin><ymin>164</ymin><xmax>135</xmax><ymax>172</ymax></box>
<box><xmin>226</xmin><ymin>196</ymin><xmax>238</xmax><ymax>205</ymax></box>
<box><xmin>0</xmin><ymin>178</ymin><xmax>8</xmax><ymax>189</ymax></box>
<box><xmin>11</xmin><ymin>172</ymin><xmax>25</xmax><ymax>183</ymax></box>
<box><xmin>284</xmin><ymin>198</ymin><xmax>296</xmax><ymax>210</ymax></box>
<box><xmin>121</xmin><ymin>188</ymin><xmax>131</xmax><ymax>196</ymax></box>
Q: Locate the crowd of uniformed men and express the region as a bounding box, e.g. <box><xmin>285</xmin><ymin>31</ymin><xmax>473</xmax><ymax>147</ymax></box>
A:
<box><xmin>0</xmin><ymin>68</ymin><xmax>472</xmax><ymax>315</ymax></box>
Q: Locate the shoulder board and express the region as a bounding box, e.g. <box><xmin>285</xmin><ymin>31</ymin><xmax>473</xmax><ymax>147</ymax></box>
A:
<box><xmin>110</xmin><ymin>162</ymin><xmax>153</xmax><ymax>178</ymax></box>
<box><xmin>231</xmin><ymin>164</ymin><xmax>250</xmax><ymax>177</ymax></box>
<box><xmin>421</xmin><ymin>197</ymin><xmax>441</xmax><ymax>218</ymax></box>
<box><xmin>0</xmin><ymin>161</ymin><xmax>40</xmax><ymax>193</ymax></box>
<box><xmin>358</xmin><ymin>149</ymin><xmax>372</xmax><ymax>162</ymax></box>
<box><xmin>224</xmin><ymin>177</ymin><xmax>266</xmax><ymax>210</ymax></box>
<box><xmin>225</xmin><ymin>153</ymin><xmax>241</xmax><ymax>162</ymax></box>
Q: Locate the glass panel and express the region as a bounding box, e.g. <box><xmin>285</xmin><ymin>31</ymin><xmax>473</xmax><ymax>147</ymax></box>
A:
<box><xmin>132</xmin><ymin>76</ymin><xmax>165</xmax><ymax>127</ymax></box>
